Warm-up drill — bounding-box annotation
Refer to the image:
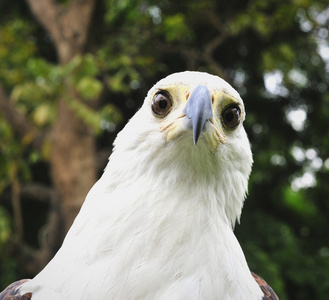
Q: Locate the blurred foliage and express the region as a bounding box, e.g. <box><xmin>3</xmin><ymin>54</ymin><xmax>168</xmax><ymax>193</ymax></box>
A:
<box><xmin>1</xmin><ymin>0</ymin><xmax>329</xmax><ymax>299</ymax></box>
<box><xmin>0</xmin><ymin>117</ymin><xmax>34</xmax><ymax>194</ymax></box>
<box><xmin>0</xmin><ymin>208</ymin><xmax>11</xmax><ymax>252</ymax></box>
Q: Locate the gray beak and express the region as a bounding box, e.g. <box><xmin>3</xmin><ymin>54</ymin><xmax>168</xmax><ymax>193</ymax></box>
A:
<box><xmin>185</xmin><ymin>85</ymin><xmax>213</xmax><ymax>144</ymax></box>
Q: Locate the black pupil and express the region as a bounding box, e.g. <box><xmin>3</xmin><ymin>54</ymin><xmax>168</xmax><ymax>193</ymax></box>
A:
<box><xmin>159</xmin><ymin>99</ymin><xmax>167</xmax><ymax>109</ymax></box>
<box><xmin>225</xmin><ymin>111</ymin><xmax>234</xmax><ymax>122</ymax></box>
<box><xmin>223</xmin><ymin>107</ymin><xmax>240</xmax><ymax>128</ymax></box>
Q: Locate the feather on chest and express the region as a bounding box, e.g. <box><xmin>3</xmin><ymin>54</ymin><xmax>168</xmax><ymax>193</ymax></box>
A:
<box><xmin>22</xmin><ymin>178</ymin><xmax>262</xmax><ymax>299</ymax></box>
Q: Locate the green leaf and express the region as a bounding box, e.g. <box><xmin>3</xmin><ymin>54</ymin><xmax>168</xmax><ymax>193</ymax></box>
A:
<box><xmin>26</xmin><ymin>58</ymin><xmax>52</xmax><ymax>78</ymax></box>
<box><xmin>100</xmin><ymin>104</ymin><xmax>123</xmax><ymax>125</ymax></box>
<box><xmin>32</xmin><ymin>104</ymin><xmax>52</xmax><ymax>126</ymax></box>
<box><xmin>76</xmin><ymin>76</ymin><xmax>103</xmax><ymax>101</ymax></box>
<box><xmin>163</xmin><ymin>14</ymin><xmax>192</xmax><ymax>42</ymax></box>
<box><xmin>283</xmin><ymin>187</ymin><xmax>317</xmax><ymax>216</ymax></box>
<box><xmin>66</xmin><ymin>97</ymin><xmax>102</xmax><ymax>133</ymax></box>
<box><xmin>0</xmin><ymin>207</ymin><xmax>11</xmax><ymax>252</ymax></box>
<box><xmin>64</xmin><ymin>54</ymin><xmax>100</xmax><ymax>85</ymax></box>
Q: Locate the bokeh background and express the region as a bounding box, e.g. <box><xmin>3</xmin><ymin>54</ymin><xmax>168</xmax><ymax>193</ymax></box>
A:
<box><xmin>1</xmin><ymin>1</ymin><xmax>329</xmax><ymax>299</ymax></box>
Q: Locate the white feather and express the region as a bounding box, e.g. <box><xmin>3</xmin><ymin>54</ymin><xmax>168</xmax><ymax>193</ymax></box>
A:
<box><xmin>20</xmin><ymin>71</ymin><xmax>263</xmax><ymax>299</ymax></box>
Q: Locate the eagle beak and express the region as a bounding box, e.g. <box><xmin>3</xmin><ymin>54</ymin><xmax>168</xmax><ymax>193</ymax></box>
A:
<box><xmin>185</xmin><ymin>85</ymin><xmax>213</xmax><ymax>144</ymax></box>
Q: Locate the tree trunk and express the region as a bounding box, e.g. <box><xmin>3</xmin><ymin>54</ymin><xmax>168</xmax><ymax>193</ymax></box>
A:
<box><xmin>27</xmin><ymin>0</ymin><xmax>97</xmax><ymax>238</ymax></box>
<box><xmin>50</xmin><ymin>100</ymin><xmax>96</xmax><ymax>233</ymax></box>
<box><xmin>0</xmin><ymin>0</ymin><xmax>98</xmax><ymax>272</ymax></box>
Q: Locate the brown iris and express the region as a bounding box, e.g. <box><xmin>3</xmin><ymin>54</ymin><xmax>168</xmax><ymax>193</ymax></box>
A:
<box><xmin>151</xmin><ymin>92</ymin><xmax>172</xmax><ymax>116</ymax></box>
<box><xmin>221</xmin><ymin>105</ymin><xmax>241</xmax><ymax>129</ymax></box>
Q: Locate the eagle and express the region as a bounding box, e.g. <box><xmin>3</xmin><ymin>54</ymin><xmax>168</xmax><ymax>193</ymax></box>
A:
<box><xmin>0</xmin><ymin>71</ymin><xmax>278</xmax><ymax>300</ymax></box>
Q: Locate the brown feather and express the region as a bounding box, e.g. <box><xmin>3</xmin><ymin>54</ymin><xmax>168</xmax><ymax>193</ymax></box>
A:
<box><xmin>252</xmin><ymin>272</ymin><xmax>279</xmax><ymax>300</ymax></box>
<box><xmin>0</xmin><ymin>280</ymin><xmax>32</xmax><ymax>300</ymax></box>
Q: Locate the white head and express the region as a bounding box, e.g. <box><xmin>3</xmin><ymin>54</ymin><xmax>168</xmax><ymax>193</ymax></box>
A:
<box><xmin>108</xmin><ymin>71</ymin><xmax>253</xmax><ymax>227</ymax></box>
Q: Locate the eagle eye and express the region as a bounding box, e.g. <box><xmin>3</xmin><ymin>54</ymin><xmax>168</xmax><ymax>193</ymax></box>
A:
<box><xmin>152</xmin><ymin>92</ymin><xmax>172</xmax><ymax>116</ymax></box>
<box><xmin>221</xmin><ymin>105</ymin><xmax>241</xmax><ymax>129</ymax></box>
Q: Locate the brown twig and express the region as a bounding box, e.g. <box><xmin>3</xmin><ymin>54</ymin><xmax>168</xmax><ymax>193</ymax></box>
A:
<box><xmin>0</xmin><ymin>84</ymin><xmax>44</xmax><ymax>151</ymax></box>
<box><xmin>11</xmin><ymin>166</ymin><xmax>23</xmax><ymax>242</ymax></box>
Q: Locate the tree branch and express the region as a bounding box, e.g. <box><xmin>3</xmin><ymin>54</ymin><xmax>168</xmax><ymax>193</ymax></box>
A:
<box><xmin>26</xmin><ymin>0</ymin><xmax>96</xmax><ymax>63</ymax></box>
<box><xmin>202</xmin><ymin>35</ymin><xmax>228</xmax><ymax>80</ymax></box>
<box><xmin>0</xmin><ymin>84</ymin><xmax>44</xmax><ymax>150</ymax></box>
<box><xmin>3</xmin><ymin>185</ymin><xmax>63</xmax><ymax>275</ymax></box>
<box><xmin>199</xmin><ymin>10</ymin><xmax>232</xmax><ymax>80</ymax></box>
<box><xmin>25</xmin><ymin>0</ymin><xmax>58</xmax><ymax>38</ymax></box>
<box><xmin>21</xmin><ymin>184</ymin><xmax>54</xmax><ymax>203</ymax></box>
<box><xmin>0</xmin><ymin>184</ymin><xmax>53</xmax><ymax>210</ymax></box>
<box><xmin>11</xmin><ymin>167</ymin><xmax>23</xmax><ymax>242</ymax></box>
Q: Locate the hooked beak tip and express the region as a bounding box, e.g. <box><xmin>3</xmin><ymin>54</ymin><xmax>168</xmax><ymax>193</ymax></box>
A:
<box><xmin>185</xmin><ymin>84</ymin><xmax>213</xmax><ymax>145</ymax></box>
